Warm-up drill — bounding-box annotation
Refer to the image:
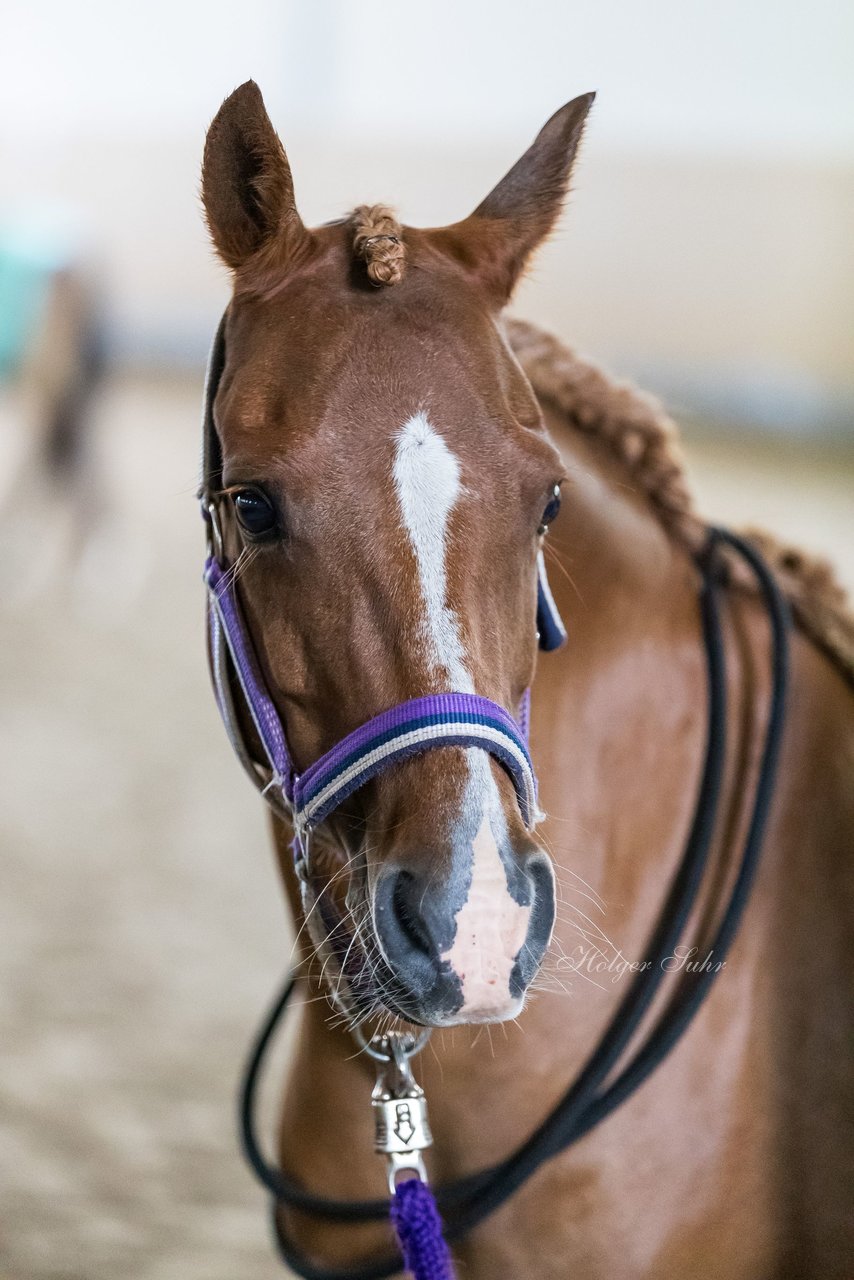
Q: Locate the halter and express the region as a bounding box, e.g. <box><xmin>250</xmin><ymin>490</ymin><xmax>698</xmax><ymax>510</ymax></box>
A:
<box><xmin>199</xmin><ymin>311</ymin><xmax>791</xmax><ymax>1280</ymax></box>
<box><xmin>199</xmin><ymin>311</ymin><xmax>565</xmax><ymax>857</ymax></box>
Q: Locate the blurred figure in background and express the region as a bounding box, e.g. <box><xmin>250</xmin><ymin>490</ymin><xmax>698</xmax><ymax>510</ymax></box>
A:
<box><xmin>0</xmin><ymin>214</ymin><xmax>102</xmax><ymax>598</ymax></box>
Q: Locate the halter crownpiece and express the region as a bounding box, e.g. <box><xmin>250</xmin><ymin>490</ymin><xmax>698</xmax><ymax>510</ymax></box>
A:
<box><xmin>199</xmin><ymin>311</ymin><xmax>566</xmax><ymax>852</ymax></box>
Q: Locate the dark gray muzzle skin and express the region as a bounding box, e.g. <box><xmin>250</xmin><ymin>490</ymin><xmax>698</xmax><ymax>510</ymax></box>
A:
<box><xmin>371</xmin><ymin>850</ymin><xmax>555</xmax><ymax>1025</ymax></box>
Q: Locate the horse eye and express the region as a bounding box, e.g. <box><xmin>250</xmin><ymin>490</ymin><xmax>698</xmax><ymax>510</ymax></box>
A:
<box><xmin>538</xmin><ymin>485</ymin><xmax>562</xmax><ymax>536</ymax></box>
<box><xmin>232</xmin><ymin>488</ymin><xmax>278</xmax><ymax>537</ymax></box>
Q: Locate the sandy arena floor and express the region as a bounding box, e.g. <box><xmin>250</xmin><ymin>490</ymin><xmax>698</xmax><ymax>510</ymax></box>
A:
<box><xmin>1</xmin><ymin>372</ymin><xmax>851</xmax><ymax>1280</ymax></box>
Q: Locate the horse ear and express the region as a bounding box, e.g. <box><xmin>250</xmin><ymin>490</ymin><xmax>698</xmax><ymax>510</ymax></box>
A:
<box><xmin>201</xmin><ymin>80</ymin><xmax>309</xmax><ymax>275</ymax></box>
<box><xmin>435</xmin><ymin>93</ymin><xmax>595</xmax><ymax>305</ymax></box>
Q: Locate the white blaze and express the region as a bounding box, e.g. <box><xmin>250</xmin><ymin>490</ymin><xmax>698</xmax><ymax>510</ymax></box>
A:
<box><xmin>392</xmin><ymin>412</ymin><xmax>529</xmax><ymax>1019</ymax></box>
<box><xmin>393</xmin><ymin>412</ymin><xmax>473</xmax><ymax>692</ymax></box>
<box><xmin>442</xmin><ymin>805</ymin><xmax>532</xmax><ymax>1018</ymax></box>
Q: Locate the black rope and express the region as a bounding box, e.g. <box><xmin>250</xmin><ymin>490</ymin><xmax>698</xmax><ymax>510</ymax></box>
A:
<box><xmin>238</xmin><ymin>527</ymin><xmax>790</xmax><ymax>1280</ymax></box>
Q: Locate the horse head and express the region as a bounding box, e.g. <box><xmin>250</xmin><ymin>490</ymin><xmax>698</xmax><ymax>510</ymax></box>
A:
<box><xmin>201</xmin><ymin>81</ymin><xmax>594</xmax><ymax>1027</ymax></box>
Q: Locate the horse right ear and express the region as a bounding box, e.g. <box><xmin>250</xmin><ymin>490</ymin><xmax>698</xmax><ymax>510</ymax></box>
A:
<box><xmin>202</xmin><ymin>80</ymin><xmax>310</xmax><ymax>276</ymax></box>
<box><xmin>431</xmin><ymin>93</ymin><xmax>595</xmax><ymax>306</ymax></box>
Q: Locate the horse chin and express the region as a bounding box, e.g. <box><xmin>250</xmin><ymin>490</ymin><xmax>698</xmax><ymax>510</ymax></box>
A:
<box><xmin>429</xmin><ymin>996</ymin><xmax>527</xmax><ymax>1028</ymax></box>
<box><xmin>370</xmin><ymin>972</ymin><xmax>530</xmax><ymax>1030</ymax></box>
<box><xmin>367</xmin><ymin>998</ymin><xmax>527</xmax><ymax>1030</ymax></box>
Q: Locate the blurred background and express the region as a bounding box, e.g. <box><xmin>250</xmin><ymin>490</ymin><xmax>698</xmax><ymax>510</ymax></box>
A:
<box><xmin>1</xmin><ymin>3</ymin><xmax>851</xmax><ymax>1278</ymax></box>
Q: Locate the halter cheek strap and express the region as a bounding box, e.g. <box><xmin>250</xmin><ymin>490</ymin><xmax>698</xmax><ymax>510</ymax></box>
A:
<box><xmin>200</xmin><ymin>309</ymin><xmax>564</xmax><ymax>846</ymax></box>
<box><xmin>205</xmin><ymin>555</ymin><xmax>294</xmax><ymax>804</ymax></box>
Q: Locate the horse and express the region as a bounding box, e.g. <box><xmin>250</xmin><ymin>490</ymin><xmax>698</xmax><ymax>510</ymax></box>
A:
<box><xmin>198</xmin><ymin>81</ymin><xmax>854</xmax><ymax>1279</ymax></box>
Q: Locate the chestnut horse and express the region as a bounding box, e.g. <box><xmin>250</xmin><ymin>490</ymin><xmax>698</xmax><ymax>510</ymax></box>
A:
<box><xmin>199</xmin><ymin>82</ymin><xmax>854</xmax><ymax>1278</ymax></box>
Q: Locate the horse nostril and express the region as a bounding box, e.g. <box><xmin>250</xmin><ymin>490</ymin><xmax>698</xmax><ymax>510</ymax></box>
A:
<box><xmin>508</xmin><ymin>851</ymin><xmax>556</xmax><ymax>998</ymax></box>
<box><xmin>392</xmin><ymin>871</ymin><xmax>433</xmax><ymax>957</ymax></box>
<box><xmin>373</xmin><ymin>869</ymin><xmax>440</xmax><ymax>1005</ymax></box>
<box><xmin>527</xmin><ymin>852</ymin><xmax>556</xmax><ymax>905</ymax></box>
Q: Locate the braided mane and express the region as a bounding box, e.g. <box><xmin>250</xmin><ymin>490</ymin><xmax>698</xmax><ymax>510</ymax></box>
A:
<box><xmin>507</xmin><ymin>317</ymin><xmax>854</xmax><ymax>686</ymax></box>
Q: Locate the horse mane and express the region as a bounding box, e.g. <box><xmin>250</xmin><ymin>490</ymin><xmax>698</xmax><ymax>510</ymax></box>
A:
<box><xmin>507</xmin><ymin>317</ymin><xmax>854</xmax><ymax>687</ymax></box>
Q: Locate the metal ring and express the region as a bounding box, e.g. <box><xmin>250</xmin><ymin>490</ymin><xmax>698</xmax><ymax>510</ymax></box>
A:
<box><xmin>206</xmin><ymin>499</ymin><xmax>224</xmax><ymax>560</ymax></box>
<box><xmin>353</xmin><ymin>1026</ymin><xmax>432</xmax><ymax>1062</ymax></box>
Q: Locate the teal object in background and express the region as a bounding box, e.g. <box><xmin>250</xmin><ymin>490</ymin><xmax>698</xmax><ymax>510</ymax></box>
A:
<box><xmin>0</xmin><ymin>221</ymin><xmax>72</xmax><ymax>380</ymax></box>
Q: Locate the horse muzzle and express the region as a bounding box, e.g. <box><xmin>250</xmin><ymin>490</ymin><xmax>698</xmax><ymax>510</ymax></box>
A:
<box><xmin>371</xmin><ymin>844</ymin><xmax>555</xmax><ymax>1026</ymax></box>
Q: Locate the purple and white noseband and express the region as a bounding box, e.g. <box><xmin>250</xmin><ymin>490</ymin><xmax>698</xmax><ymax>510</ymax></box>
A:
<box><xmin>199</xmin><ymin>313</ymin><xmax>567</xmax><ymax>863</ymax></box>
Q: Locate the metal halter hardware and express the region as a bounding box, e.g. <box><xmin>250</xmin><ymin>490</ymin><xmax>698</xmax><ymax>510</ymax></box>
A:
<box><xmin>369</xmin><ymin>1032</ymin><xmax>434</xmax><ymax>1194</ymax></box>
<box><xmin>199</xmin><ymin>310</ymin><xmax>567</xmax><ymax>857</ymax></box>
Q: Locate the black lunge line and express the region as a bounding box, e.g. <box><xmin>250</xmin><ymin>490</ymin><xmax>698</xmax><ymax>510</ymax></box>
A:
<box><xmin>239</xmin><ymin>527</ymin><xmax>790</xmax><ymax>1280</ymax></box>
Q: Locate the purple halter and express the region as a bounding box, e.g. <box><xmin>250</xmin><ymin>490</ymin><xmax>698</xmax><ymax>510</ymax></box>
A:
<box><xmin>199</xmin><ymin>313</ymin><xmax>566</xmax><ymax>850</ymax></box>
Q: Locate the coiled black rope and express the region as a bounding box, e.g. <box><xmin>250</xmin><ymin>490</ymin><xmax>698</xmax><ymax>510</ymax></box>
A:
<box><xmin>239</xmin><ymin>527</ymin><xmax>790</xmax><ymax>1279</ymax></box>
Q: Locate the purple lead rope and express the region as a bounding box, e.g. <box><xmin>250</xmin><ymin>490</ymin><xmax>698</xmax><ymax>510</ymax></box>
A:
<box><xmin>391</xmin><ymin>1179</ymin><xmax>455</xmax><ymax>1280</ymax></box>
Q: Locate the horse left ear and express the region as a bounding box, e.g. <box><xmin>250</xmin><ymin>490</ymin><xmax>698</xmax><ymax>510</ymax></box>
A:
<box><xmin>201</xmin><ymin>80</ymin><xmax>311</xmax><ymax>277</ymax></box>
<box><xmin>434</xmin><ymin>93</ymin><xmax>595</xmax><ymax>306</ymax></box>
